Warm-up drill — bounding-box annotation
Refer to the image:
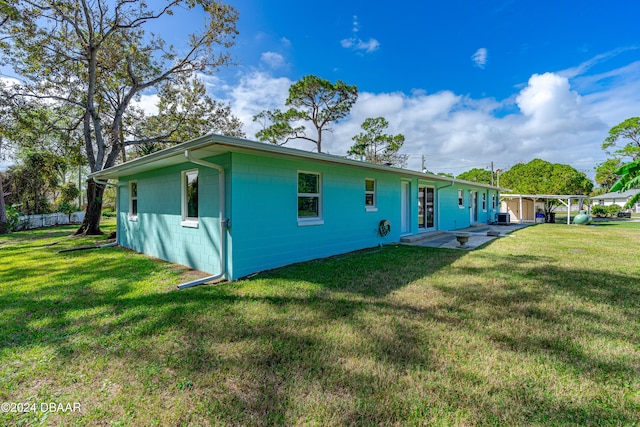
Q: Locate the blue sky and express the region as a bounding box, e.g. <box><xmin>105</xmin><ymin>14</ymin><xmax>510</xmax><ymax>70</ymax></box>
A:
<box><xmin>226</xmin><ymin>0</ymin><xmax>638</xmax><ymax>99</ymax></box>
<box><xmin>3</xmin><ymin>0</ymin><xmax>640</xmax><ymax>179</ymax></box>
<box><xmin>192</xmin><ymin>0</ymin><xmax>639</xmax><ymax>179</ymax></box>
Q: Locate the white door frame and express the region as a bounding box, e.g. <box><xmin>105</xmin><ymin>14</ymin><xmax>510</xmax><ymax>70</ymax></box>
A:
<box><xmin>401</xmin><ymin>181</ymin><xmax>411</xmax><ymax>234</ymax></box>
<box><xmin>418</xmin><ymin>185</ymin><xmax>435</xmax><ymax>230</ymax></box>
<box><xmin>470</xmin><ymin>190</ymin><xmax>478</xmax><ymax>223</ymax></box>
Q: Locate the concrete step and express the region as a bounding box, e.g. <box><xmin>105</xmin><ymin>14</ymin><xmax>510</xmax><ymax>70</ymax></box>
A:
<box><xmin>400</xmin><ymin>231</ymin><xmax>449</xmax><ymax>244</ymax></box>
<box><xmin>455</xmin><ymin>223</ymin><xmax>490</xmax><ymax>233</ymax></box>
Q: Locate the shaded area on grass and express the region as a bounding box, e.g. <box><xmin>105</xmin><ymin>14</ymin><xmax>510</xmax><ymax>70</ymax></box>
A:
<box><xmin>0</xmin><ymin>223</ymin><xmax>639</xmax><ymax>425</ymax></box>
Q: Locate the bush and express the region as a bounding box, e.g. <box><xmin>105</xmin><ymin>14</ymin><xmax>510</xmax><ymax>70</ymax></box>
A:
<box><xmin>591</xmin><ymin>205</ymin><xmax>607</xmax><ymax>217</ymax></box>
<box><xmin>102</xmin><ymin>209</ymin><xmax>116</xmax><ymax>218</ymax></box>
<box><xmin>57</xmin><ymin>202</ymin><xmax>80</xmax><ymax>221</ymax></box>
<box><xmin>606</xmin><ymin>204</ymin><xmax>622</xmax><ymax>217</ymax></box>
<box><xmin>0</xmin><ymin>205</ymin><xmax>23</xmax><ymax>233</ymax></box>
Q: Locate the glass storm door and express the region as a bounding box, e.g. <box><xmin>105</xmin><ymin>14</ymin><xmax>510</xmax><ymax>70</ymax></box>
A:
<box><xmin>418</xmin><ymin>186</ymin><xmax>435</xmax><ymax>229</ymax></box>
<box><xmin>470</xmin><ymin>191</ymin><xmax>478</xmax><ymax>223</ymax></box>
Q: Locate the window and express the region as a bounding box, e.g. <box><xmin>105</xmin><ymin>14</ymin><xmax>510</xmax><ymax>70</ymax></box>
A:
<box><xmin>298</xmin><ymin>171</ymin><xmax>322</xmax><ymax>224</ymax></box>
<box><xmin>365</xmin><ymin>178</ymin><xmax>376</xmax><ymax>211</ymax></box>
<box><xmin>482</xmin><ymin>192</ymin><xmax>487</xmax><ymax>211</ymax></box>
<box><xmin>491</xmin><ymin>194</ymin><xmax>496</xmax><ymax>210</ymax></box>
<box><xmin>129</xmin><ymin>181</ymin><xmax>138</xmax><ymax>220</ymax></box>
<box><xmin>182</xmin><ymin>170</ymin><xmax>198</xmax><ymax>227</ymax></box>
<box><xmin>458</xmin><ymin>189</ymin><xmax>464</xmax><ymax>208</ymax></box>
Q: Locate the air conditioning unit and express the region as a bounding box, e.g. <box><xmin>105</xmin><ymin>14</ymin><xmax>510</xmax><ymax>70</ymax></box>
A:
<box><xmin>496</xmin><ymin>212</ymin><xmax>510</xmax><ymax>225</ymax></box>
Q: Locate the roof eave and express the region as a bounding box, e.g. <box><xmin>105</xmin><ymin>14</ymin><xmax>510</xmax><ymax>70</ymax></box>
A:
<box><xmin>90</xmin><ymin>133</ymin><xmax>505</xmax><ymax>191</ymax></box>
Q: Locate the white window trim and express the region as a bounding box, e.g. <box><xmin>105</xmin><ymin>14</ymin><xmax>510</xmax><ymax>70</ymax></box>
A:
<box><xmin>458</xmin><ymin>189</ymin><xmax>465</xmax><ymax>209</ymax></box>
<box><xmin>491</xmin><ymin>194</ymin><xmax>496</xmax><ymax>210</ymax></box>
<box><xmin>365</xmin><ymin>178</ymin><xmax>378</xmax><ymax>212</ymax></box>
<box><xmin>297</xmin><ymin>171</ymin><xmax>324</xmax><ymax>226</ymax></box>
<box><xmin>128</xmin><ymin>181</ymin><xmax>138</xmax><ymax>221</ymax></box>
<box><xmin>181</xmin><ymin>169</ymin><xmax>199</xmax><ymax>228</ymax></box>
<box><xmin>482</xmin><ymin>192</ymin><xmax>487</xmax><ymax>212</ymax></box>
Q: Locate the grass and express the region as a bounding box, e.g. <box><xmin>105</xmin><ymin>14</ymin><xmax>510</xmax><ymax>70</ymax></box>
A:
<box><xmin>1</xmin><ymin>220</ymin><xmax>639</xmax><ymax>426</ymax></box>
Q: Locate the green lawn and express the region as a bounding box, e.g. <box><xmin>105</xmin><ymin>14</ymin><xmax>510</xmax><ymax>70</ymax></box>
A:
<box><xmin>1</xmin><ymin>220</ymin><xmax>639</xmax><ymax>426</ymax></box>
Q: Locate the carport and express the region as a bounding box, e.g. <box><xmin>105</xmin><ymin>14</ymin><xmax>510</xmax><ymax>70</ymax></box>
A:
<box><xmin>500</xmin><ymin>194</ymin><xmax>590</xmax><ymax>225</ymax></box>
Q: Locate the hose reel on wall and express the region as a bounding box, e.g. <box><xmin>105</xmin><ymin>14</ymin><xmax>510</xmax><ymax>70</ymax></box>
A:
<box><xmin>377</xmin><ymin>219</ymin><xmax>391</xmax><ymax>237</ymax></box>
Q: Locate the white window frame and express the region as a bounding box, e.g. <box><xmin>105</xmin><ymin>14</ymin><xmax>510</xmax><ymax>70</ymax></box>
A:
<box><xmin>482</xmin><ymin>192</ymin><xmax>487</xmax><ymax>211</ymax></box>
<box><xmin>297</xmin><ymin>171</ymin><xmax>323</xmax><ymax>226</ymax></box>
<box><xmin>491</xmin><ymin>194</ymin><xmax>496</xmax><ymax>210</ymax></box>
<box><xmin>458</xmin><ymin>189</ymin><xmax>464</xmax><ymax>208</ymax></box>
<box><xmin>128</xmin><ymin>181</ymin><xmax>138</xmax><ymax>221</ymax></box>
<box><xmin>181</xmin><ymin>169</ymin><xmax>199</xmax><ymax>228</ymax></box>
<box><xmin>365</xmin><ymin>178</ymin><xmax>377</xmax><ymax>212</ymax></box>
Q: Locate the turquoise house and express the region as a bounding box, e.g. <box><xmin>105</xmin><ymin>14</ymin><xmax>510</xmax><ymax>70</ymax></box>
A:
<box><xmin>91</xmin><ymin>134</ymin><xmax>502</xmax><ymax>283</ymax></box>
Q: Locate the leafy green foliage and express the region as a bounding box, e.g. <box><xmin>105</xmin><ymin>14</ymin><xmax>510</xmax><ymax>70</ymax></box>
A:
<box><xmin>595</xmin><ymin>158</ymin><xmax>623</xmax><ymax>191</ymax></box>
<box><xmin>254</xmin><ymin>75</ymin><xmax>358</xmax><ymax>152</ymax></box>
<box><xmin>500</xmin><ymin>158</ymin><xmax>593</xmax><ymax>195</ymax></box>
<box><xmin>348</xmin><ymin>117</ymin><xmax>407</xmax><ymax>166</ymax></box>
<box><xmin>606</xmin><ymin>204</ymin><xmax>622</xmax><ymax>216</ymax></box>
<box><xmin>55</xmin><ymin>182</ymin><xmax>80</xmax><ymax>219</ymax></box>
<box><xmin>602</xmin><ymin>117</ymin><xmax>640</xmax><ymax>160</ymax></box>
<box><xmin>132</xmin><ymin>76</ymin><xmax>244</xmax><ymax>157</ymax></box>
<box><xmin>590</xmin><ymin>204</ymin><xmax>607</xmax><ymax>217</ymax></box>
<box><xmin>610</xmin><ymin>158</ymin><xmax>640</xmax><ymax>208</ymax></box>
<box><xmin>0</xmin><ymin>204</ymin><xmax>21</xmax><ymax>233</ymax></box>
<box><xmin>57</xmin><ymin>182</ymin><xmax>80</xmax><ymax>205</ymax></box>
<box><xmin>456</xmin><ymin>168</ymin><xmax>493</xmax><ymax>184</ymax></box>
<box><xmin>591</xmin><ymin>204</ymin><xmax>625</xmax><ymax>218</ymax></box>
<box><xmin>1</xmin><ymin>0</ymin><xmax>240</xmax><ymax>235</ymax></box>
<box><xmin>5</xmin><ymin>151</ymin><xmax>68</xmax><ymax>214</ymax></box>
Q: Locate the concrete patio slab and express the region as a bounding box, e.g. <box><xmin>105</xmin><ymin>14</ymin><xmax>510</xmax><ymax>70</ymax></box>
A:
<box><xmin>401</xmin><ymin>223</ymin><xmax>531</xmax><ymax>250</ymax></box>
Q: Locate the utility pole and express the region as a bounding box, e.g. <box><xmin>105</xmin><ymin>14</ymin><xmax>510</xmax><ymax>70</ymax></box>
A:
<box><xmin>491</xmin><ymin>161</ymin><xmax>494</xmax><ymax>186</ymax></box>
<box><xmin>421</xmin><ymin>154</ymin><xmax>426</xmax><ymax>173</ymax></box>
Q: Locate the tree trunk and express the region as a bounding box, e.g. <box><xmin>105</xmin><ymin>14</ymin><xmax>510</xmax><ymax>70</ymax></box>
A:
<box><xmin>75</xmin><ymin>178</ymin><xmax>105</xmax><ymax>235</ymax></box>
<box><xmin>0</xmin><ymin>173</ymin><xmax>8</xmax><ymax>233</ymax></box>
<box><xmin>0</xmin><ymin>136</ymin><xmax>6</xmax><ymax>230</ymax></box>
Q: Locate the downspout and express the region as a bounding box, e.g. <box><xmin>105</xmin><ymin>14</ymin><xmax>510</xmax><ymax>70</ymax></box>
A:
<box><xmin>178</xmin><ymin>150</ymin><xmax>227</xmax><ymax>289</ymax></box>
<box><xmin>435</xmin><ymin>178</ymin><xmax>455</xmax><ymax>230</ymax></box>
<box><xmin>92</xmin><ymin>176</ymin><xmax>116</xmax><ymax>187</ymax></box>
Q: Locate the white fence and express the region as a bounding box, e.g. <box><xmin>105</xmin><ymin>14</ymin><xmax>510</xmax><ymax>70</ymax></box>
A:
<box><xmin>17</xmin><ymin>211</ymin><xmax>85</xmax><ymax>230</ymax></box>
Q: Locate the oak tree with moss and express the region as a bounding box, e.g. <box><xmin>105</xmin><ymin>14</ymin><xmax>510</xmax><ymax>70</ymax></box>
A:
<box><xmin>1</xmin><ymin>0</ymin><xmax>239</xmax><ymax>235</ymax></box>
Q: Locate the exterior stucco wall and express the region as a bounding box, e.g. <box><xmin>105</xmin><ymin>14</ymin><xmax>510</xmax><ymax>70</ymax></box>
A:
<box><xmin>113</xmin><ymin>149</ymin><xmax>500</xmax><ymax>280</ymax></box>
<box><xmin>226</xmin><ymin>154</ymin><xmax>500</xmax><ymax>279</ymax></box>
<box><xmin>437</xmin><ymin>185</ymin><xmax>499</xmax><ymax>230</ymax></box>
<box><xmin>226</xmin><ymin>153</ymin><xmax>399</xmax><ymax>279</ymax></box>
<box><xmin>116</xmin><ymin>154</ymin><xmax>230</xmax><ymax>275</ymax></box>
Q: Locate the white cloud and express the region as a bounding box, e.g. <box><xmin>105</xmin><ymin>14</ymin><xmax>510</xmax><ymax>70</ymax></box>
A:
<box><xmin>472</xmin><ymin>48</ymin><xmax>488</xmax><ymax>69</ymax></box>
<box><xmin>200</xmin><ymin>55</ymin><xmax>638</xmax><ymax>178</ymax></box>
<box><xmin>132</xmin><ymin>93</ymin><xmax>159</xmax><ymax>116</ymax></box>
<box><xmin>0</xmin><ymin>76</ymin><xmax>21</xmax><ymax>87</ymax></box>
<box><xmin>559</xmin><ymin>46</ymin><xmax>638</xmax><ymax>79</ymax></box>
<box><xmin>260</xmin><ymin>51</ymin><xmax>286</xmax><ymax>69</ymax></box>
<box><xmin>341</xmin><ymin>15</ymin><xmax>380</xmax><ymax>53</ymax></box>
<box><xmin>280</xmin><ymin>37</ymin><xmax>291</xmax><ymax>48</ymax></box>
<box><xmin>225</xmin><ymin>71</ymin><xmax>293</xmax><ymax>140</ymax></box>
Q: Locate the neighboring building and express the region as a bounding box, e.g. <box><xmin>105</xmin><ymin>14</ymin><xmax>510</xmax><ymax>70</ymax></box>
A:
<box><xmin>91</xmin><ymin>134</ymin><xmax>503</xmax><ymax>281</ymax></box>
<box><xmin>590</xmin><ymin>189</ymin><xmax>640</xmax><ymax>213</ymax></box>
